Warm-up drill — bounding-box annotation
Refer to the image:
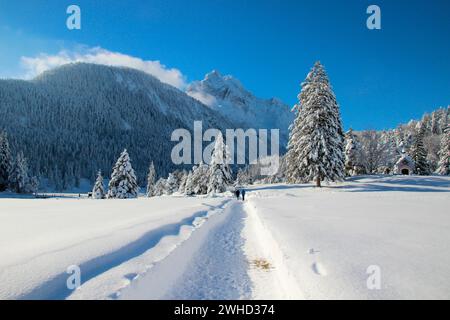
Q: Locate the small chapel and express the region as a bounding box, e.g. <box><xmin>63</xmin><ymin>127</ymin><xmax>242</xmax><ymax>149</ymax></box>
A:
<box><xmin>395</xmin><ymin>152</ymin><xmax>415</xmax><ymax>175</ymax></box>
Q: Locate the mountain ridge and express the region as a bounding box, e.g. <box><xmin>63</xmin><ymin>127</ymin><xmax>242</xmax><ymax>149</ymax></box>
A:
<box><xmin>187</xmin><ymin>70</ymin><xmax>294</xmax><ymax>144</ymax></box>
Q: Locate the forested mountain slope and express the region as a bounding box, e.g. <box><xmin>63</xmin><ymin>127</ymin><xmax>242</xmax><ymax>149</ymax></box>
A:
<box><xmin>0</xmin><ymin>63</ymin><xmax>233</xmax><ymax>189</ymax></box>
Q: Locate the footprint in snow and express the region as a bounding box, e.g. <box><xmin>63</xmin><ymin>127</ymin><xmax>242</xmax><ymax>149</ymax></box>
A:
<box><xmin>311</xmin><ymin>262</ymin><xmax>327</xmax><ymax>276</ymax></box>
<box><xmin>108</xmin><ymin>292</ymin><xmax>120</xmax><ymax>300</ymax></box>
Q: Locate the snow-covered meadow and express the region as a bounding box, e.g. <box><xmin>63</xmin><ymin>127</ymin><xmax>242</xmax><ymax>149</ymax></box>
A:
<box><xmin>245</xmin><ymin>175</ymin><xmax>450</xmax><ymax>299</ymax></box>
<box><xmin>0</xmin><ymin>195</ymin><xmax>229</xmax><ymax>299</ymax></box>
<box><xmin>0</xmin><ymin>175</ymin><xmax>449</xmax><ymax>300</ymax></box>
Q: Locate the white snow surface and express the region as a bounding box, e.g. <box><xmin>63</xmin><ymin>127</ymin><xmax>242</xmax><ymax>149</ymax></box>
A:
<box><xmin>245</xmin><ymin>175</ymin><xmax>450</xmax><ymax>299</ymax></box>
<box><xmin>0</xmin><ymin>195</ymin><xmax>228</xmax><ymax>299</ymax></box>
<box><xmin>0</xmin><ymin>175</ymin><xmax>449</xmax><ymax>300</ymax></box>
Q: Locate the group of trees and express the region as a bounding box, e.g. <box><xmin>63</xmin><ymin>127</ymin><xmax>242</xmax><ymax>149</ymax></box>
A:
<box><xmin>145</xmin><ymin>133</ymin><xmax>234</xmax><ymax>198</ymax></box>
<box><xmin>342</xmin><ymin>107</ymin><xmax>449</xmax><ymax>176</ymax></box>
<box><xmin>91</xmin><ymin>149</ymin><xmax>140</xmax><ymax>199</ymax></box>
<box><xmin>92</xmin><ymin>132</ymin><xmax>234</xmax><ymax>199</ymax></box>
<box><xmin>0</xmin><ymin>131</ymin><xmax>38</xmax><ymax>194</ymax></box>
<box><xmin>280</xmin><ymin>61</ymin><xmax>449</xmax><ymax>187</ymax></box>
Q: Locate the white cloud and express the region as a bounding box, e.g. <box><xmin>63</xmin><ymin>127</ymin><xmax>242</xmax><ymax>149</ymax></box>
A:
<box><xmin>20</xmin><ymin>47</ymin><xmax>187</xmax><ymax>89</ymax></box>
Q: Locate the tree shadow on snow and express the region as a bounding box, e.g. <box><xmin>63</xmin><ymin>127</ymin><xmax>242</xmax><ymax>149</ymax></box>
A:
<box><xmin>334</xmin><ymin>176</ymin><xmax>450</xmax><ymax>193</ymax></box>
<box><xmin>248</xmin><ymin>184</ymin><xmax>310</xmax><ymax>192</ymax></box>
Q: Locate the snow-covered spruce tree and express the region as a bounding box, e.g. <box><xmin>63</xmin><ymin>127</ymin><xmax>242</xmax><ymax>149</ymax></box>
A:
<box><xmin>191</xmin><ymin>162</ymin><xmax>210</xmax><ymax>195</ymax></box>
<box><xmin>285</xmin><ymin>62</ymin><xmax>345</xmax><ymax>187</ymax></box>
<box><xmin>9</xmin><ymin>152</ymin><xmax>34</xmax><ymax>194</ymax></box>
<box><xmin>0</xmin><ymin>131</ymin><xmax>12</xmax><ymax>192</ymax></box>
<box><xmin>146</xmin><ymin>162</ymin><xmax>156</xmax><ymax>197</ymax></box>
<box><xmin>439</xmin><ymin>107</ymin><xmax>449</xmax><ymax>132</ymax></box>
<box><xmin>410</xmin><ymin>122</ymin><xmax>430</xmax><ymax>175</ymax></box>
<box><xmin>183</xmin><ymin>170</ymin><xmax>194</xmax><ymax>195</ymax></box>
<box><xmin>92</xmin><ymin>171</ymin><xmax>105</xmax><ymax>199</ymax></box>
<box><xmin>30</xmin><ymin>176</ymin><xmax>39</xmax><ymax>194</ymax></box>
<box><xmin>172</xmin><ymin>170</ymin><xmax>185</xmax><ymax>190</ymax></box>
<box><xmin>431</xmin><ymin>111</ymin><xmax>440</xmax><ymax>135</ymax></box>
<box><xmin>178</xmin><ymin>170</ymin><xmax>189</xmax><ymax>194</ymax></box>
<box><xmin>207</xmin><ymin>133</ymin><xmax>233</xmax><ymax>194</ymax></box>
<box><xmin>344</xmin><ymin>129</ymin><xmax>364</xmax><ymax>176</ymax></box>
<box><xmin>153</xmin><ymin>178</ymin><xmax>168</xmax><ymax>196</ymax></box>
<box><xmin>107</xmin><ymin>149</ymin><xmax>139</xmax><ymax>199</ymax></box>
<box><xmin>436</xmin><ymin>126</ymin><xmax>450</xmax><ymax>175</ymax></box>
<box><xmin>166</xmin><ymin>173</ymin><xmax>179</xmax><ymax>195</ymax></box>
<box><xmin>383</xmin><ymin>131</ymin><xmax>401</xmax><ymax>173</ymax></box>
<box><xmin>421</xmin><ymin>113</ymin><xmax>431</xmax><ymax>134</ymax></box>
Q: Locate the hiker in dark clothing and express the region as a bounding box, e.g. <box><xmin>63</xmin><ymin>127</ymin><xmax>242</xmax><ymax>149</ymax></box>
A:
<box><xmin>241</xmin><ymin>189</ymin><xmax>246</xmax><ymax>201</ymax></box>
<box><xmin>235</xmin><ymin>189</ymin><xmax>240</xmax><ymax>200</ymax></box>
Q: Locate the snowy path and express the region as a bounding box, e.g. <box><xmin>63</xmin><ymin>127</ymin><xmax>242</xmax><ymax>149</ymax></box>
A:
<box><xmin>66</xmin><ymin>196</ymin><xmax>308</xmax><ymax>300</ymax></box>
<box><xmin>119</xmin><ymin>201</ymin><xmax>253</xmax><ymax>299</ymax></box>
<box><xmin>163</xmin><ymin>201</ymin><xmax>252</xmax><ymax>299</ymax></box>
<box><xmin>117</xmin><ymin>199</ymin><xmax>304</xmax><ymax>300</ymax></box>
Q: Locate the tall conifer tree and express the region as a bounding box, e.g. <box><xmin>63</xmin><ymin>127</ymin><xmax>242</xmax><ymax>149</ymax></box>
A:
<box><xmin>285</xmin><ymin>62</ymin><xmax>345</xmax><ymax>187</ymax></box>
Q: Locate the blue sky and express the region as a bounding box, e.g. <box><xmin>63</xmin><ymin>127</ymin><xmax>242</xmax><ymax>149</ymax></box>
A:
<box><xmin>0</xmin><ymin>0</ymin><xmax>449</xmax><ymax>130</ymax></box>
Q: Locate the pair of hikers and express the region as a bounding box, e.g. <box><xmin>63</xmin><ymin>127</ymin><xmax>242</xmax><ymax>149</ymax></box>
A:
<box><xmin>235</xmin><ymin>188</ymin><xmax>246</xmax><ymax>201</ymax></box>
